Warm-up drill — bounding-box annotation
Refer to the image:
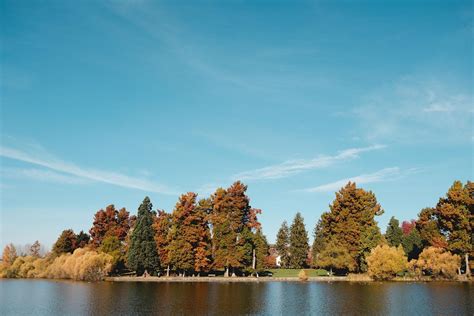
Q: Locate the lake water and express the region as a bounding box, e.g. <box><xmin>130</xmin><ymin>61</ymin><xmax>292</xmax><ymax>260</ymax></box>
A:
<box><xmin>1</xmin><ymin>279</ymin><xmax>473</xmax><ymax>315</ymax></box>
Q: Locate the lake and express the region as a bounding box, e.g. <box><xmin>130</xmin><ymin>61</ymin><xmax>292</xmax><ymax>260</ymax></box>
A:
<box><xmin>1</xmin><ymin>279</ymin><xmax>473</xmax><ymax>315</ymax></box>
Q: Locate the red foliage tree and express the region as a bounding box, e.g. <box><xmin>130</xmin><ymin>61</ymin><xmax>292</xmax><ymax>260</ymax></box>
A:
<box><xmin>401</xmin><ymin>220</ymin><xmax>416</xmax><ymax>236</ymax></box>
<box><xmin>89</xmin><ymin>205</ymin><xmax>132</xmax><ymax>247</ymax></box>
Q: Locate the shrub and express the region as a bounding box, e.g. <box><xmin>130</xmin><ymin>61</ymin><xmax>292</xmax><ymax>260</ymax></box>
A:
<box><xmin>46</xmin><ymin>248</ymin><xmax>113</xmax><ymax>281</ymax></box>
<box><xmin>298</xmin><ymin>269</ymin><xmax>308</xmax><ymax>281</ymax></box>
<box><xmin>367</xmin><ymin>244</ymin><xmax>408</xmax><ymax>280</ymax></box>
<box><xmin>409</xmin><ymin>247</ymin><xmax>460</xmax><ymax>280</ymax></box>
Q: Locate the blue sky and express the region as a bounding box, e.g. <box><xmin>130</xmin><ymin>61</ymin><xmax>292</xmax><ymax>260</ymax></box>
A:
<box><xmin>1</xmin><ymin>0</ymin><xmax>472</xmax><ymax>250</ymax></box>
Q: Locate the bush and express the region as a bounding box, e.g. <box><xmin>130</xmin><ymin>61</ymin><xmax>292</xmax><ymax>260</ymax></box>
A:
<box><xmin>298</xmin><ymin>269</ymin><xmax>308</xmax><ymax>281</ymax></box>
<box><xmin>1</xmin><ymin>248</ymin><xmax>113</xmax><ymax>282</ymax></box>
<box><xmin>409</xmin><ymin>247</ymin><xmax>460</xmax><ymax>280</ymax></box>
<box><xmin>46</xmin><ymin>248</ymin><xmax>113</xmax><ymax>281</ymax></box>
<box><xmin>367</xmin><ymin>244</ymin><xmax>408</xmax><ymax>280</ymax></box>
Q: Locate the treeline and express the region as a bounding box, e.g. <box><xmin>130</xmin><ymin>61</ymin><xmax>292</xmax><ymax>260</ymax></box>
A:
<box><xmin>1</xmin><ymin>180</ymin><xmax>472</xmax><ymax>281</ymax></box>
<box><xmin>296</xmin><ymin>180</ymin><xmax>471</xmax><ymax>280</ymax></box>
<box><xmin>1</xmin><ymin>181</ymin><xmax>270</xmax><ymax>280</ymax></box>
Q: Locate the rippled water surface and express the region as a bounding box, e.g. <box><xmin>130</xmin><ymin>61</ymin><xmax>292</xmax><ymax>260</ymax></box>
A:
<box><xmin>1</xmin><ymin>279</ymin><xmax>473</xmax><ymax>315</ymax></box>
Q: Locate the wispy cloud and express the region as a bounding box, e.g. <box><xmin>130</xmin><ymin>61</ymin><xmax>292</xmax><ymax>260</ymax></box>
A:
<box><xmin>302</xmin><ymin>167</ymin><xmax>417</xmax><ymax>193</ymax></box>
<box><xmin>233</xmin><ymin>145</ymin><xmax>385</xmax><ymax>181</ymax></box>
<box><xmin>2</xmin><ymin>168</ymin><xmax>88</xmax><ymax>185</ymax></box>
<box><xmin>0</xmin><ymin>143</ymin><xmax>177</xmax><ymax>194</ymax></box>
<box><xmin>351</xmin><ymin>77</ymin><xmax>473</xmax><ymax>143</ymax></box>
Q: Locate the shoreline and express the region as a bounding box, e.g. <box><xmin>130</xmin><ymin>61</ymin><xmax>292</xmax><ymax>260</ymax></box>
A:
<box><xmin>106</xmin><ymin>276</ymin><xmax>358</xmax><ymax>282</ymax></box>
<box><xmin>105</xmin><ymin>276</ymin><xmax>473</xmax><ymax>283</ymax></box>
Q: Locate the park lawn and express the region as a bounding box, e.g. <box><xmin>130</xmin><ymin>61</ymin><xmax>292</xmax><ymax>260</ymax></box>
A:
<box><xmin>268</xmin><ymin>269</ymin><xmax>329</xmax><ymax>278</ymax></box>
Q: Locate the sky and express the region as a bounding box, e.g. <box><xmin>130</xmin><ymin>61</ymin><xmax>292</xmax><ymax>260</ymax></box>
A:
<box><xmin>1</xmin><ymin>0</ymin><xmax>472</xmax><ymax>250</ymax></box>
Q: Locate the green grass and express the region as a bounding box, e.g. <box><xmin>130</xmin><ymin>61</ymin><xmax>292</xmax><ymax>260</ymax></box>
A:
<box><xmin>268</xmin><ymin>268</ymin><xmax>329</xmax><ymax>278</ymax></box>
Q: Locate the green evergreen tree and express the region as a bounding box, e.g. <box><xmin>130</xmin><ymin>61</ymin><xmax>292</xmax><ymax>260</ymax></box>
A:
<box><xmin>127</xmin><ymin>197</ymin><xmax>160</xmax><ymax>275</ymax></box>
<box><xmin>401</xmin><ymin>227</ymin><xmax>423</xmax><ymax>260</ymax></box>
<box><xmin>385</xmin><ymin>216</ymin><xmax>403</xmax><ymax>247</ymax></box>
<box><xmin>275</xmin><ymin>221</ymin><xmax>290</xmax><ymax>268</ymax></box>
<box><xmin>289</xmin><ymin>212</ymin><xmax>309</xmax><ymax>268</ymax></box>
<box><xmin>315</xmin><ymin>238</ymin><xmax>356</xmax><ymax>275</ymax></box>
<box><xmin>311</xmin><ymin>220</ymin><xmax>324</xmax><ymax>267</ymax></box>
<box><xmin>254</xmin><ymin>228</ymin><xmax>269</xmax><ymax>272</ymax></box>
<box><xmin>52</xmin><ymin>229</ymin><xmax>77</xmax><ymax>254</ymax></box>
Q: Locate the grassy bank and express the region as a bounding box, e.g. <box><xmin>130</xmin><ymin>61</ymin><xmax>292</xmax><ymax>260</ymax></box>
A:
<box><xmin>268</xmin><ymin>269</ymin><xmax>329</xmax><ymax>278</ymax></box>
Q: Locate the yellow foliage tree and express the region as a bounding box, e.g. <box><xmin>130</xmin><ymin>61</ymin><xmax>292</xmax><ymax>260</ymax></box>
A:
<box><xmin>367</xmin><ymin>244</ymin><xmax>408</xmax><ymax>280</ymax></box>
<box><xmin>409</xmin><ymin>247</ymin><xmax>460</xmax><ymax>280</ymax></box>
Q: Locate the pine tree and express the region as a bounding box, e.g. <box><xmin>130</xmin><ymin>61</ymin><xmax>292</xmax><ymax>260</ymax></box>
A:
<box><xmin>76</xmin><ymin>230</ymin><xmax>90</xmax><ymax>248</ymax></box>
<box><xmin>52</xmin><ymin>229</ymin><xmax>77</xmax><ymax>254</ymax></box>
<box><xmin>311</xmin><ymin>220</ymin><xmax>324</xmax><ymax>267</ymax></box>
<box><xmin>385</xmin><ymin>216</ymin><xmax>403</xmax><ymax>247</ymax></box>
<box><xmin>275</xmin><ymin>221</ymin><xmax>290</xmax><ymax>268</ymax></box>
<box><xmin>401</xmin><ymin>226</ymin><xmax>423</xmax><ymax>260</ymax></box>
<box><xmin>289</xmin><ymin>212</ymin><xmax>309</xmax><ymax>269</ymax></box>
<box><xmin>254</xmin><ymin>228</ymin><xmax>269</xmax><ymax>272</ymax></box>
<box><xmin>127</xmin><ymin>197</ymin><xmax>160</xmax><ymax>275</ymax></box>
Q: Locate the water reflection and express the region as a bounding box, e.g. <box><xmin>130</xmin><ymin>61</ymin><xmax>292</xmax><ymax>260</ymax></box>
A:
<box><xmin>1</xmin><ymin>279</ymin><xmax>472</xmax><ymax>315</ymax></box>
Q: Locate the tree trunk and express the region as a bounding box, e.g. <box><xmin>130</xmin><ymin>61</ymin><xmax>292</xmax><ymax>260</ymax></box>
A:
<box><xmin>252</xmin><ymin>249</ymin><xmax>256</xmax><ymax>270</ymax></box>
<box><xmin>166</xmin><ymin>265</ymin><xmax>170</xmax><ymax>277</ymax></box>
<box><xmin>466</xmin><ymin>253</ymin><xmax>471</xmax><ymax>276</ymax></box>
<box><xmin>224</xmin><ymin>266</ymin><xmax>229</xmax><ymax>277</ymax></box>
<box><xmin>330</xmin><ymin>267</ymin><xmax>333</xmax><ymax>276</ymax></box>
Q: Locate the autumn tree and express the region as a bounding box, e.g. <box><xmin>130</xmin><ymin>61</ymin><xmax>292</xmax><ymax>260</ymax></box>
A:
<box><xmin>153</xmin><ymin>210</ymin><xmax>172</xmax><ymax>275</ymax></box>
<box><xmin>2</xmin><ymin>243</ymin><xmax>17</xmax><ymax>266</ymax></box>
<box><xmin>193</xmin><ymin>198</ymin><xmax>213</xmax><ymax>274</ymax></box>
<box><xmin>289</xmin><ymin>212</ymin><xmax>309</xmax><ymax>269</ymax></box>
<box><xmin>314</xmin><ymin>238</ymin><xmax>355</xmax><ymax>275</ymax></box>
<box><xmin>89</xmin><ymin>205</ymin><xmax>132</xmax><ymax>247</ymax></box>
<box><xmin>317</xmin><ymin>182</ymin><xmax>383</xmax><ymax>272</ymax></box>
<box><xmin>401</xmin><ymin>220</ymin><xmax>416</xmax><ymax>235</ymax></box>
<box><xmin>409</xmin><ymin>247</ymin><xmax>461</xmax><ymax>280</ymax></box>
<box><xmin>417</xmin><ymin>207</ymin><xmax>447</xmax><ymax>248</ymax></box>
<box><xmin>367</xmin><ymin>244</ymin><xmax>408</xmax><ymax>280</ymax></box>
<box><xmin>100</xmin><ymin>235</ymin><xmax>126</xmax><ymax>274</ymax></box>
<box><xmin>416</xmin><ymin>181</ymin><xmax>473</xmax><ymax>275</ymax></box>
<box><xmin>127</xmin><ymin>197</ymin><xmax>160</xmax><ymax>275</ymax></box>
<box><xmin>434</xmin><ymin>181</ymin><xmax>472</xmax><ymax>275</ymax></box>
<box><xmin>385</xmin><ymin>216</ymin><xmax>403</xmax><ymax>247</ymax></box>
<box><xmin>52</xmin><ymin>229</ymin><xmax>78</xmax><ymax>255</ymax></box>
<box><xmin>167</xmin><ymin>193</ymin><xmax>212</xmax><ymax>276</ymax></box>
<box><xmin>29</xmin><ymin>241</ymin><xmax>41</xmax><ymax>257</ymax></box>
<box><xmin>275</xmin><ymin>221</ymin><xmax>290</xmax><ymax>268</ymax></box>
<box><xmin>210</xmin><ymin>182</ymin><xmax>261</xmax><ymax>276</ymax></box>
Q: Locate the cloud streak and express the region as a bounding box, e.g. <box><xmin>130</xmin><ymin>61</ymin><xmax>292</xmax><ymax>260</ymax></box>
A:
<box><xmin>0</xmin><ymin>144</ymin><xmax>176</xmax><ymax>194</ymax></box>
<box><xmin>302</xmin><ymin>167</ymin><xmax>416</xmax><ymax>193</ymax></box>
<box><xmin>233</xmin><ymin>145</ymin><xmax>385</xmax><ymax>181</ymax></box>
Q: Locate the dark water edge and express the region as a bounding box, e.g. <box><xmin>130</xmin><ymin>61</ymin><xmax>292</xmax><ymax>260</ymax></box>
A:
<box><xmin>1</xmin><ymin>279</ymin><xmax>473</xmax><ymax>315</ymax></box>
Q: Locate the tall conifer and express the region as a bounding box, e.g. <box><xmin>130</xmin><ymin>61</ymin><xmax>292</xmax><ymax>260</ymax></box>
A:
<box><xmin>127</xmin><ymin>197</ymin><xmax>160</xmax><ymax>275</ymax></box>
